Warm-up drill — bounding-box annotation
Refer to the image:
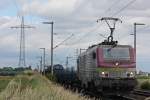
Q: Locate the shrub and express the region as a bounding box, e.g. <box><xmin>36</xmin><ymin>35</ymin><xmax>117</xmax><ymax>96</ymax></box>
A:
<box><xmin>141</xmin><ymin>81</ymin><xmax>150</xmax><ymax>90</ymax></box>
<box><xmin>45</xmin><ymin>73</ymin><xmax>56</xmax><ymax>82</ymax></box>
<box><xmin>23</xmin><ymin>70</ymin><xmax>34</xmax><ymax>76</ymax></box>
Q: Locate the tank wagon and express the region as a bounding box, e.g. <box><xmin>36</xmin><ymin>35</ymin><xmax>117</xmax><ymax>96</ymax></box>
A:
<box><xmin>53</xmin><ymin>64</ymin><xmax>77</xmax><ymax>84</ymax></box>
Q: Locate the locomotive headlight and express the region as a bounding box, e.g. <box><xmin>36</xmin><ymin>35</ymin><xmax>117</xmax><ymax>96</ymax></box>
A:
<box><xmin>102</xmin><ymin>72</ymin><xmax>105</xmax><ymax>75</ymax></box>
<box><xmin>126</xmin><ymin>72</ymin><xmax>134</xmax><ymax>77</ymax></box>
<box><xmin>101</xmin><ymin>72</ymin><xmax>109</xmax><ymax>77</ymax></box>
<box><xmin>115</xmin><ymin>62</ymin><xmax>119</xmax><ymax>66</ymax></box>
<box><xmin>101</xmin><ymin>72</ymin><xmax>106</xmax><ymax>77</ymax></box>
<box><xmin>130</xmin><ymin>72</ymin><xmax>134</xmax><ymax>77</ymax></box>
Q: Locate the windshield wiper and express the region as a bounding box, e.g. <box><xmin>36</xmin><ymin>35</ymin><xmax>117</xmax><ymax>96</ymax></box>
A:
<box><xmin>107</xmin><ymin>43</ymin><xmax>117</xmax><ymax>52</ymax></box>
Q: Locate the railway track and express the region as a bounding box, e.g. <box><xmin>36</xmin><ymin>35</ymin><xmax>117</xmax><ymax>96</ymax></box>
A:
<box><xmin>119</xmin><ymin>89</ymin><xmax>150</xmax><ymax>100</ymax></box>
<box><xmin>133</xmin><ymin>89</ymin><xmax>150</xmax><ymax>97</ymax></box>
<box><xmin>79</xmin><ymin>89</ymin><xmax>150</xmax><ymax>100</ymax></box>
<box><xmin>62</xmin><ymin>83</ymin><xmax>150</xmax><ymax>100</ymax></box>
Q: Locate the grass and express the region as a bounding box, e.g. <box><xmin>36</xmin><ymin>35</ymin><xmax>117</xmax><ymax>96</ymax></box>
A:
<box><xmin>140</xmin><ymin>81</ymin><xmax>150</xmax><ymax>90</ymax></box>
<box><xmin>0</xmin><ymin>71</ymin><xmax>88</xmax><ymax>100</ymax></box>
<box><xmin>0</xmin><ymin>72</ymin><xmax>149</xmax><ymax>100</ymax></box>
<box><xmin>137</xmin><ymin>76</ymin><xmax>150</xmax><ymax>90</ymax></box>
<box><xmin>0</xmin><ymin>76</ymin><xmax>13</xmax><ymax>92</ymax></box>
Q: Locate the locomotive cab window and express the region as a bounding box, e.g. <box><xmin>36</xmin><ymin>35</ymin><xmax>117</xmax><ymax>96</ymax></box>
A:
<box><xmin>103</xmin><ymin>47</ymin><xmax>130</xmax><ymax>60</ymax></box>
<box><xmin>92</xmin><ymin>52</ymin><xmax>96</xmax><ymax>59</ymax></box>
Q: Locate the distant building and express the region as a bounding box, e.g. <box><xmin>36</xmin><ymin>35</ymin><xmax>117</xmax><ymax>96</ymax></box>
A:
<box><xmin>138</xmin><ymin>70</ymin><xmax>149</xmax><ymax>77</ymax></box>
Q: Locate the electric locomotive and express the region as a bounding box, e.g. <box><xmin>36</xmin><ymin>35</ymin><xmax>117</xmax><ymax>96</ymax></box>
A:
<box><xmin>77</xmin><ymin>17</ymin><xmax>137</xmax><ymax>92</ymax></box>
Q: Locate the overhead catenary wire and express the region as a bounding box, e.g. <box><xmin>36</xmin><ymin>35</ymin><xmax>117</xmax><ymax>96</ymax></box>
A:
<box><xmin>53</xmin><ymin>34</ymin><xmax>74</xmax><ymax>49</ymax></box>
<box><xmin>117</xmin><ymin>24</ymin><xmax>150</xmax><ymax>43</ymax></box>
<box><xmin>70</xmin><ymin>25</ymin><xmax>100</xmax><ymax>45</ymax></box>
<box><xmin>12</xmin><ymin>0</ymin><xmax>34</xmax><ymax>25</ymax></box>
<box><xmin>69</xmin><ymin>0</ymin><xmax>123</xmax><ymax>45</ymax></box>
<box><xmin>71</xmin><ymin>0</ymin><xmax>137</xmax><ymax>46</ymax></box>
<box><xmin>112</xmin><ymin>0</ymin><xmax>137</xmax><ymax>17</ymax></box>
<box><xmin>103</xmin><ymin>0</ymin><xmax>122</xmax><ymax>16</ymax></box>
<box><xmin>65</xmin><ymin>0</ymin><xmax>124</xmax><ymax>45</ymax></box>
<box><xmin>96</xmin><ymin>0</ymin><xmax>137</xmax><ymax>41</ymax></box>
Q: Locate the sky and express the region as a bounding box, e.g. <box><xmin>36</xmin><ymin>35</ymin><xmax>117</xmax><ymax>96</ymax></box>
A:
<box><xmin>0</xmin><ymin>0</ymin><xmax>150</xmax><ymax>72</ymax></box>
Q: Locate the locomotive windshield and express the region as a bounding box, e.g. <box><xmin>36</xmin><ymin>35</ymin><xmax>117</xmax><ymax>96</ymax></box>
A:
<box><xmin>103</xmin><ymin>47</ymin><xmax>130</xmax><ymax>60</ymax></box>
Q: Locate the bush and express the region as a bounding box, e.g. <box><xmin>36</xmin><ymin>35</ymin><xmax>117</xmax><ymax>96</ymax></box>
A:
<box><xmin>141</xmin><ymin>81</ymin><xmax>150</xmax><ymax>90</ymax></box>
<box><xmin>23</xmin><ymin>70</ymin><xmax>34</xmax><ymax>76</ymax></box>
<box><xmin>45</xmin><ymin>73</ymin><xmax>56</xmax><ymax>82</ymax></box>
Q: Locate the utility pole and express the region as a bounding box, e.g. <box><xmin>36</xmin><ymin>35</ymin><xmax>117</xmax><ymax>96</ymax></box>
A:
<box><xmin>66</xmin><ymin>56</ymin><xmax>74</xmax><ymax>71</ymax></box>
<box><xmin>40</xmin><ymin>56</ymin><xmax>42</xmax><ymax>74</ymax></box>
<box><xmin>79</xmin><ymin>49</ymin><xmax>87</xmax><ymax>55</ymax></box>
<box><xmin>11</xmin><ymin>16</ymin><xmax>34</xmax><ymax>67</ymax></box>
<box><xmin>131</xmin><ymin>23</ymin><xmax>145</xmax><ymax>66</ymax></box>
<box><xmin>40</xmin><ymin>48</ymin><xmax>46</xmax><ymax>75</ymax></box>
<box><xmin>75</xmin><ymin>49</ymin><xmax>79</xmax><ymax>58</ymax></box>
<box><xmin>37</xmin><ymin>63</ymin><xmax>39</xmax><ymax>72</ymax></box>
<box><xmin>66</xmin><ymin>56</ymin><xmax>77</xmax><ymax>69</ymax></box>
<box><xmin>66</xmin><ymin>57</ymin><xmax>71</xmax><ymax>68</ymax></box>
<box><xmin>43</xmin><ymin>21</ymin><xmax>54</xmax><ymax>75</ymax></box>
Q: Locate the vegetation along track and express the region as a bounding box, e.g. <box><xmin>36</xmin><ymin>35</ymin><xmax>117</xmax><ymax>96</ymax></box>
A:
<box><xmin>63</xmin><ymin>84</ymin><xmax>150</xmax><ymax>100</ymax></box>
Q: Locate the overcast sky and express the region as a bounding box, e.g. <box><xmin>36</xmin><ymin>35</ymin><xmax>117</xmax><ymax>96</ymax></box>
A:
<box><xmin>0</xmin><ymin>0</ymin><xmax>150</xmax><ymax>72</ymax></box>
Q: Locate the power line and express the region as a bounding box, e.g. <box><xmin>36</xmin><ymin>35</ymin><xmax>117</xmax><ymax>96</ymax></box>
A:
<box><xmin>12</xmin><ymin>0</ymin><xmax>21</xmax><ymax>18</ymax></box>
<box><xmin>103</xmin><ymin>0</ymin><xmax>122</xmax><ymax>16</ymax></box>
<box><xmin>53</xmin><ymin>34</ymin><xmax>74</xmax><ymax>49</ymax></box>
<box><xmin>95</xmin><ymin>0</ymin><xmax>137</xmax><ymax>42</ymax></box>
<box><xmin>12</xmin><ymin>0</ymin><xmax>34</xmax><ymax>25</ymax></box>
<box><xmin>117</xmin><ymin>24</ymin><xmax>150</xmax><ymax>43</ymax></box>
<box><xmin>69</xmin><ymin>25</ymin><xmax>100</xmax><ymax>45</ymax></box>
<box><xmin>60</xmin><ymin>1</ymin><xmax>125</xmax><ymax>46</ymax></box>
<box><xmin>64</xmin><ymin>1</ymin><xmax>124</xmax><ymax>46</ymax></box>
<box><xmin>70</xmin><ymin>0</ymin><xmax>133</xmax><ymax>45</ymax></box>
<box><xmin>112</xmin><ymin>0</ymin><xmax>137</xmax><ymax>17</ymax></box>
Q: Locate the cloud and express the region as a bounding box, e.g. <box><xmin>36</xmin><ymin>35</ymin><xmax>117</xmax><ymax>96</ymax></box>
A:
<box><xmin>0</xmin><ymin>0</ymin><xmax>150</xmax><ymax>72</ymax></box>
<box><xmin>20</xmin><ymin>0</ymin><xmax>79</xmax><ymax>17</ymax></box>
<box><xmin>0</xmin><ymin>0</ymin><xmax>12</xmax><ymax>10</ymax></box>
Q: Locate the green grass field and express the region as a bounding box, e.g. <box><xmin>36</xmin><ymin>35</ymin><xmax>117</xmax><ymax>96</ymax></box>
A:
<box><xmin>0</xmin><ymin>72</ymin><xmax>88</xmax><ymax>100</ymax></box>
<box><xmin>0</xmin><ymin>76</ymin><xmax>12</xmax><ymax>92</ymax></box>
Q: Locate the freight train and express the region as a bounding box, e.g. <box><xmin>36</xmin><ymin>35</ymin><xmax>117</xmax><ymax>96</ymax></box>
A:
<box><xmin>53</xmin><ymin>64</ymin><xmax>77</xmax><ymax>84</ymax></box>
<box><xmin>51</xmin><ymin>41</ymin><xmax>137</xmax><ymax>93</ymax></box>
<box><xmin>48</xmin><ymin>17</ymin><xmax>137</xmax><ymax>93</ymax></box>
